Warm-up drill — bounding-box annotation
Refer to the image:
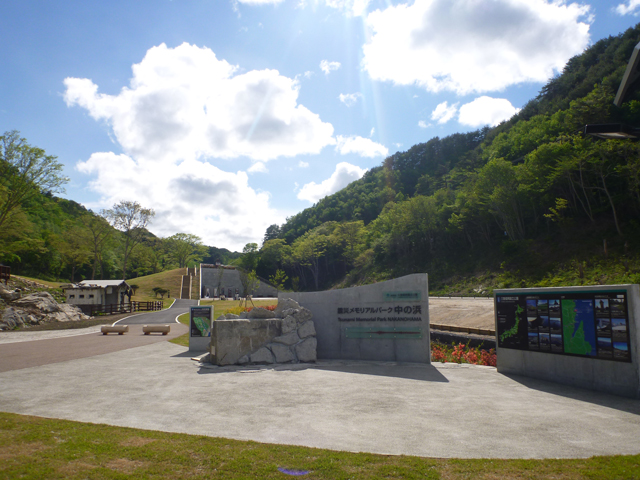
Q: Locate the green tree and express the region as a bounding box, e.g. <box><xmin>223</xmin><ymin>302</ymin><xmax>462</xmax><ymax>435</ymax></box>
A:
<box><xmin>239</xmin><ymin>243</ymin><xmax>260</xmax><ymax>271</ymax></box>
<box><xmin>55</xmin><ymin>221</ymin><xmax>92</xmax><ymax>282</ymax></box>
<box><xmin>263</xmin><ymin>224</ymin><xmax>281</xmax><ymax>243</ymax></box>
<box><xmin>166</xmin><ymin>233</ymin><xmax>207</xmax><ymax>268</ymax></box>
<box><xmin>105</xmin><ymin>200</ymin><xmax>155</xmax><ymax>280</ymax></box>
<box><xmin>293</xmin><ymin>230</ymin><xmax>328</xmax><ymax>291</ymax></box>
<box><xmin>0</xmin><ymin>130</ymin><xmax>68</xmax><ymax>234</ymax></box>
<box><xmin>268</xmin><ymin>269</ymin><xmax>288</xmax><ymax>290</ymax></box>
<box><xmin>83</xmin><ymin>212</ymin><xmax>113</xmax><ymax>280</ymax></box>
<box><xmin>239</xmin><ymin>269</ymin><xmax>260</xmax><ymax>297</ymax></box>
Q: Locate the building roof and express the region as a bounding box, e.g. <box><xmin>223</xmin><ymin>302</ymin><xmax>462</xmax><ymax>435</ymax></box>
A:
<box><xmin>78</xmin><ymin>280</ymin><xmax>130</xmax><ymax>288</ymax></box>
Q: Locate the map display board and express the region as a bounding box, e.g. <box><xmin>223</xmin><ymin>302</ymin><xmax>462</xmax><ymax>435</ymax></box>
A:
<box><xmin>496</xmin><ymin>291</ymin><xmax>632</xmax><ymax>362</ymax></box>
<box><xmin>190</xmin><ymin>306</ymin><xmax>212</xmax><ymax>338</ymax></box>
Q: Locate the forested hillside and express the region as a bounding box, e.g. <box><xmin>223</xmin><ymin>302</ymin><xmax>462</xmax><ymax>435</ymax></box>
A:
<box><xmin>257</xmin><ymin>24</ymin><xmax>640</xmax><ymax>294</ymax></box>
<box><xmin>0</xmin><ymin>135</ymin><xmax>231</xmax><ymax>282</ymax></box>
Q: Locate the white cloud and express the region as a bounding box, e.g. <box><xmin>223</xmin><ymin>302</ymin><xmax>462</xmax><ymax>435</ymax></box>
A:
<box><xmin>304</xmin><ymin>70</ymin><xmax>314</xmax><ymax>79</ymax></box>
<box><xmin>363</xmin><ymin>0</ymin><xmax>591</xmax><ymax>95</ymax></box>
<box><xmin>299</xmin><ymin>0</ymin><xmax>370</xmax><ymax>16</ymax></box>
<box><xmin>298</xmin><ymin>160</ymin><xmax>310</xmax><ymax>168</ymax></box>
<box><xmin>335</xmin><ymin>135</ymin><xmax>388</xmax><ymax>157</ymax></box>
<box><xmin>64</xmin><ymin>43</ymin><xmax>335</xmax><ymax>163</ymax></box>
<box><xmin>237</xmin><ymin>0</ymin><xmax>285</xmax><ymax>4</ymax></box>
<box><xmin>320</xmin><ymin>60</ymin><xmax>341</xmax><ymax>75</ymax></box>
<box><xmin>248</xmin><ymin>162</ymin><xmax>268</xmax><ymax>173</ymax></box>
<box><xmin>338</xmin><ymin>92</ymin><xmax>362</xmax><ymax>106</ymax></box>
<box><xmin>417</xmin><ymin>120</ymin><xmax>429</xmax><ymax>128</ymax></box>
<box><xmin>369</xmin><ymin>127</ymin><xmax>375</xmax><ymax>137</ymax></box>
<box><xmin>430</xmin><ymin>101</ymin><xmax>459</xmax><ymax>124</ymax></box>
<box><xmin>297</xmin><ymin>162</ymin><xmax>368</xmax><ymax>203</ymax></box>
<box><xmin>76</xmin><ymin>152</ymin><xmax>283</xmax><ymax>251</ymax></box>
<box><xmin>458</xmin><ymin>96</ymin><xmax>520</xmax><ymax>127</ymax></box>
<box><xmin>616</xmin><ymin>0</ymin><xmax>640</xmax><ymax>15</ymax></box>
<box><xmin>64</xmin><ymin>43</ymin><xmax>342</xmax><ymax>249</ymax></box>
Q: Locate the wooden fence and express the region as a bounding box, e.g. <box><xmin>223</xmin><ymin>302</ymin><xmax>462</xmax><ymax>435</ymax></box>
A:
<box><xmin>77</xmin><ymin>301</ymin><xmax>163</xmax><ymax>316</ymax></box>
<box><xmin>0</xmin><ymin>266</ymin><xmax>10</xmax><ymax>285</ymax></box>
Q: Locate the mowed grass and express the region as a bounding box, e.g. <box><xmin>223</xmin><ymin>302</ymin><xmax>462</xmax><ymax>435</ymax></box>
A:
<box><xmin>128</xmin><ymin>268</ymin><xmax>186</xmax><ymax>308</ymax></box>
<box><xmin>1</xmin><ymin>412</ymin><xmax>639</xmax><ymax>480</ymax></box>
<box><xmin>169</xmin><ymin>298</ymin><xmax>279</xmax><ymax>347</ymax></box>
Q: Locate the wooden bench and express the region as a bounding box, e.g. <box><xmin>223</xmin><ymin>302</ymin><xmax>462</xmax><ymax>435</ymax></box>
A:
<box><xmin>101</xmin><ymin>325</ymin><xmax>129</xmax><ymax>335</ymax></box>
<box><xmin>143</xmin><ymin>324</ymin><xmax>171</xmax><ymax>335</ymax></box>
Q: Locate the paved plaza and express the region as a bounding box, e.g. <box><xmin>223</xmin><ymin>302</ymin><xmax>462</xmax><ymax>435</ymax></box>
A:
<box><xmin>1</xmin><ymin>328</ymin><xmax>639</xmax><ymax>459</ymax></box>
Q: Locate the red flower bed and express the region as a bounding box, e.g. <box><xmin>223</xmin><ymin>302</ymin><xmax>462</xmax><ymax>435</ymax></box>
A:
<box><xmin>431</xmin><ymin>343</ymin><xmax>496</xmax><ymax>367</ymax></box>
<box><xmin>244</xmin><ymin>305</ymin><xmax>277</xmax><ymax>312</ymax></box>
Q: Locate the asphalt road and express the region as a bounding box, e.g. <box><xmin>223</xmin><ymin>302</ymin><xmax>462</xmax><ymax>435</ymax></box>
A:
<box><xmin>116</xmin><ymin>298</ymin><xmax>198</xmax><ymax>325</ymax></box>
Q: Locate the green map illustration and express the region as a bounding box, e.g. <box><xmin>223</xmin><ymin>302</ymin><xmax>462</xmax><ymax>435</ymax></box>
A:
<box><xmin>500</xmin><ymin>304</ymin><xmax>523</xmax><ymax>343</ymax></box>
<box><xmin>562</xmin><ymin>299</ymin><xmax>596</xmax><ymax>356</ymax></box>
<box><xmin>192</xmin><ymin>316</ymin><xmax>210</xmax><ymax>337</ymax></box>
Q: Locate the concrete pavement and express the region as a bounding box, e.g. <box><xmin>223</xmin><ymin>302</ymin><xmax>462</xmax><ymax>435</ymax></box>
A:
<box><xmin>116</xmin><ymin>298</ymin><xmax>198</xmax><ymax>325</ymax></box>
<box><xmin>1</xmin><ymin>339</ymin><xmax>639</xmax><ymax>459</ymax></box>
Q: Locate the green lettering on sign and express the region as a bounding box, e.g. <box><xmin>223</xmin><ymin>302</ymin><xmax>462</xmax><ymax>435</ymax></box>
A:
<box><xmin>383</xmin><ymin>291</ymin><xmax>421</xmax><ymax>302</ymax></box>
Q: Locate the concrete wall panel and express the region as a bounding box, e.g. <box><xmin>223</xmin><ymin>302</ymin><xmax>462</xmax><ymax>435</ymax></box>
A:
<box><xmin>280</xmin><ymin>274</ymin><xmax>430</xmax><ymax>363</ymax></box>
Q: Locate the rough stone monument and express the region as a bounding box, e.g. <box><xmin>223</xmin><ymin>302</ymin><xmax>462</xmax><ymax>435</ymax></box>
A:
<box><xmin>210</xmin><ymin>298</ymin><xmax>317</xmax><ymax>365</ymax></box>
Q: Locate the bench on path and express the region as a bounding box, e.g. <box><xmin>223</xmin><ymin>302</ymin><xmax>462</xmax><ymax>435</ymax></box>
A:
<box><xmin>101</xmin><ymin>325</ymin><xmax>129</xmax><ymax>335</ymax></box>
<box><xmin>143</xmin><ymin>324</ymin><xmax>171</xmax><ymax>335</ymax></box>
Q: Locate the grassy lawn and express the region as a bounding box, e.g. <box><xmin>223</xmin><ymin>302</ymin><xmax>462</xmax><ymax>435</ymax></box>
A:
<box><xmin>12</xmin><ymin>275</ymin><xmax>67</xmax><ymax>289</ymax></box>
<box><xmin>1</xmin><ymin>412</ymin><xmax>638</xmax><ymax>479</ymax></box>
<box><xmin>128</xmin><ymin>268</ymin><xmax>186</xmax><ymax>308</ymax></box>
<box><xmin>169</xmin><ymin>299</ymin><xmax>279</xmax><ymax>348</ymax></box>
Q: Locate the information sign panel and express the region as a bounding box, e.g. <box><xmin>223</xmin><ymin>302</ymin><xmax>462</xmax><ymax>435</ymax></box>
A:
<box><xmin>190</xmin><ymin>306</ymin><xmax>212</xmax><ymax>338</ymax></box>
<box><xmin>496</xmin><ymin>291</ymin><xmax>632</xmax><ymax>362</ymax></box>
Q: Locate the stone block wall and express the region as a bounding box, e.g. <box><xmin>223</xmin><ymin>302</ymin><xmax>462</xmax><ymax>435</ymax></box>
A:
<box><xmin>200</xmin><ymin>265</ymin><xmax>278</xmax><ymax>298</ymax></box>
<box><xmin>210</xmin><ymin>298</ymin><xmax>316</xmax><ymax>365</ymax></box>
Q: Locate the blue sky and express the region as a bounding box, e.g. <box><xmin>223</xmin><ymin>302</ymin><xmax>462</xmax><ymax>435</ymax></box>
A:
<box><xmin>1</xmin><ymin>0</ymin><xmax>640</xmax><ymax>251</ymax></box>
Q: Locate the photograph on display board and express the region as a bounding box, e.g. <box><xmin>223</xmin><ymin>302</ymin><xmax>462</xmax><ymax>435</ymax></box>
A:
<box><xmin>597</xmin><ymin>336</ymin><xmax>613</xmax><ymax>359</ymax></box>
<box><xmin>550</xmin><ymin>334</ymin><xmax>563</xmax><ymax>353</ymax></box>
<box><xmin>596</xmin><ymin>317</ymin><xmax>611</xmax><ymax>336</ymax></box>
<box><xmin>550</xmin><ymin>317</ymin><xmax>562</xmax><ymax>334</ymax></box>
<box><xmin>537</xmin><ymin>299</ymin><xmax>548</xmax><ymax>315</ymax></box>
<box><xmin>613</xmin><ymin>341</ymin><xmax>630</xmax><ymax>361</ymax></box>
<box><xmin>610</xmin><ymin>297</ymin><xmax>626</xmax><ymax>316</ymax></box>
<box><xmin>539</xmin><ymin>333</ymin><xmax>551</xmax><ymax>351</ymax></box>
<box><xmin>611</xmin><ymin>317</ymin><xmax>627</xmax><ymax>334</ymax></box>
<box><xmin>528</xmin><ymin>316</ymin><xmax>538</xmax><ymax>331</ymax></box>
<box><xmin>594</xmin><ymin>298</ymin><xmax>609</xmax><ymax>316</ymax></box>
<box><xmin>528</xmin><ymin>331</ymin><xmax>539</xmax><ymax>349</ymax></box>
<box><xmin>539</xmin><ymin>315</ymin><xmax>550</xmax><ymax>332</ymax></box>
<box><xmin>526</xmin><ymin>299</ymin><xmax>537</xmax><ymax>316</ymax></box>
<box><xmin>548</xmin><ymin>299</ymin><xmax>560</xmax><ymax>315</ymax></box>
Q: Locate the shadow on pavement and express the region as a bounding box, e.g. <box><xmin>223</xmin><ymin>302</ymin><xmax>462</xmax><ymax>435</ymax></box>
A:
<box><xmin>195</xmin><ymin>360</ymin><xmax>449</xmax><ymax>382</ymax></box>
<box><xmin>503</xmin><ymin>373</ymin><xmax>640</xmax><ymax>416</ymax></box>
